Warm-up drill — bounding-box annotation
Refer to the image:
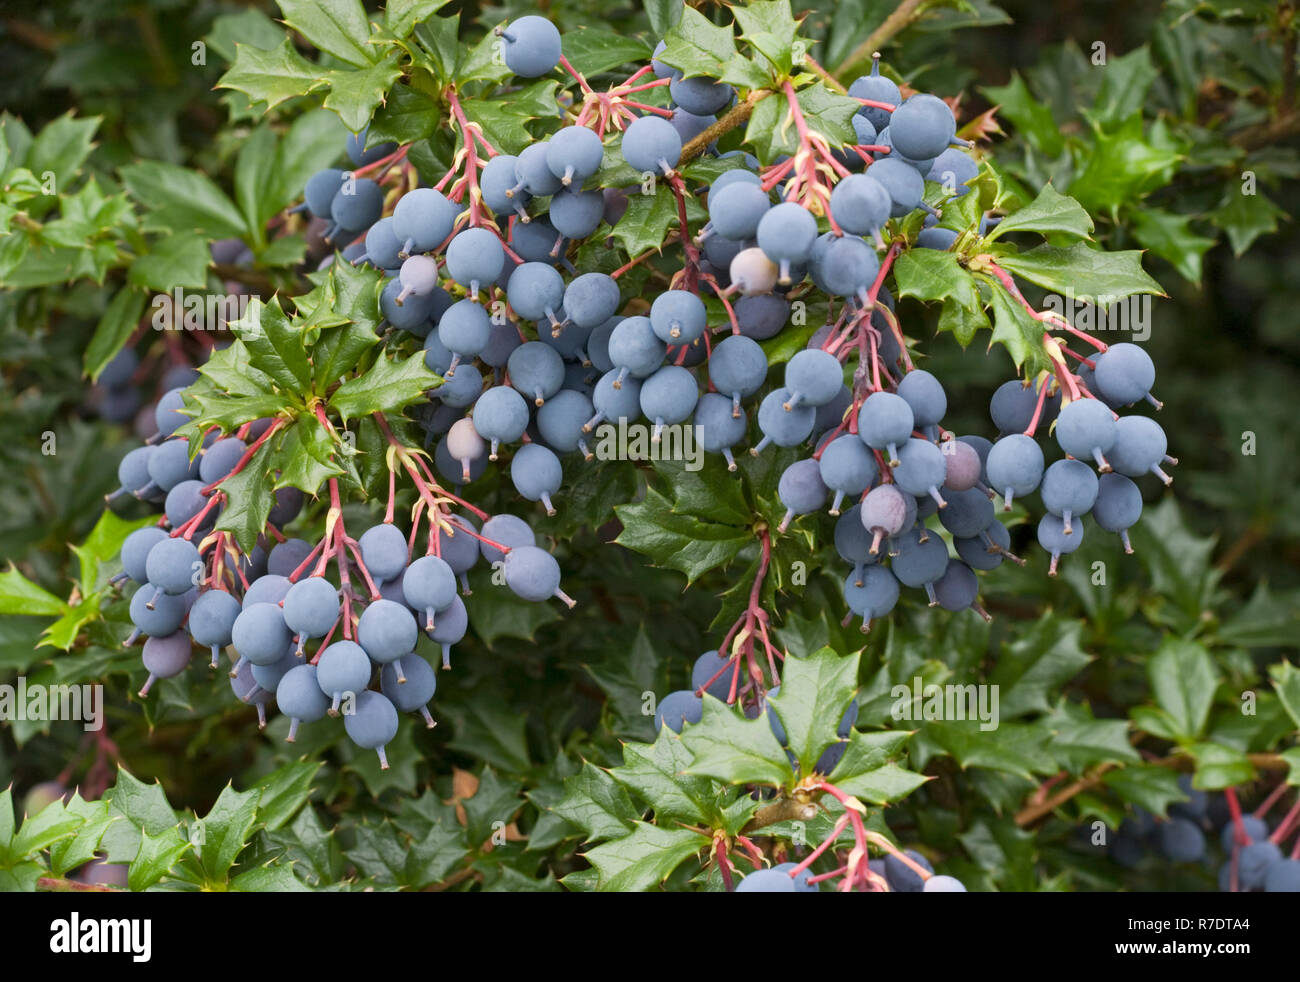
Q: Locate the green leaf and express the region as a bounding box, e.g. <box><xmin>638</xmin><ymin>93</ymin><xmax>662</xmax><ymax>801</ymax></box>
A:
<box><xmin>1269</xmin><ymin>661</ymin><xmax>1300</xmax><ymax>731</ymax></box>
<box><xmin>985</xmin><ymin>184</ymin><xmax>1093</xmax><ymax>243</ymax></box>
<box><xmin>680</xmin><ymin>697</ymin><xmax>794</xmax><ymax>787</ymax></box>
<box><xmin>1147</xmin><ymin>639</ymin><xmax>1220</xmax><ymax>742</ymax></box>
<box><xmin>460</xmin><ymin>768</ymin><xmax>523</xmax><ymax>846</ymax></box>
<box><xmin>217</xmin><ymin>39</ymin><xmax>329</xmax><ymax>112</ymax></box>
<box><xmin>324</xmin><ymin>55</ymin><xmax>405</xmax><ymax>133</ymax></box>
<box><xmin>385</xmin><ymin>0</ymin><xmax>450</xmax><ymax>39</ymax></box>
<box><xmin>206</xmin><ymin>9</ymin><xmax>285</xmax><ymax>63</ymax></box>
<box><xmin>70</xmin><ymin>509</ymin><xmax>156</xmax><ymax>595</ymax></box>
<box><xmin>1091</xmin><ymin>47</ymin><xmax>1158</xmax><ymax>127</ymax></box>
<box><xmin>120</xmin><ymin>161</ymin><xmax>246</xmax><ymax>239</ymax></box>
<box><xmin>231</xmin><ymin>863</ymin><xmax>313</xmax><ymax>892</ymax></box>
<box><xmin>0</xmin><ymin>567</ymin><xmax>67</xmax><ymax>617</ymax></box>
<box><xmin>277</xmin><ymin>0</ymin><xmax>377</xmax><ymax>68</ymax></box>
<box><xmin>0</xmin><ymin>788</ymin><xmax>14</xmax><ymax>863</ymax></box>
<box><xmin>129</xmin><ymin>827</ymin><xmax>190</xmax><ymax>891</ymax></box>
<box><xmin>923</xmin><ymin>720</ymin><xmax>1057</xmax><ymax>780</ymax></box>
<box><xmin>894</xmin><ymin>249</ymin><xmax>981</xmax><ymax>309</ymax></box>
<box><xmin>582</xmin><ymin>823</ymin><xmax>708</xmax><ymax>891</ymax></box>
<box><xmin>1130</xmin><ymin>208</ymin><xmax>1216</xmax><ymax>284</ymax></box>
<box><xmin>996</xmin><ymin>243</ymin><xmax>1165</xmax><ymax>305</ymax></box>
<box><xmin>214</xmin><ymin>444</ymin><xmax>276</xmax><ymax>551</ymax></box>
<box><xmin>645</xmin><ymin>0</ymin><xmax>685</xmax><ymax>37</ymax></box>
<box><xmin>831</xmin><ymin>731</ymin><xmax>929</xmax><ymax>803</ymax></box>
<box><xmin>745</xmin><ymin>84</ymin><xmax>857</xmax><ymax>161</ymax></box>
<box><xmin>368</xmin><ymin>83</ymin><xmax>442</xmax><ymax>146</ymax></box>
<box><xmin>985</xmin><ymin>282</ymin><xmax>1052</xmax><ymax>374</ymax></box>
<box><xmin>0</xmin><ymin>863</ymin><xmax>44</xmax><ymax>892</ymax></box>
<box><xmin>1067</xmin><ymin>116</ymin><xmax>1181</xmax><ymax>213</ymax></box>
<box><xmin>610</xmin><ymin>188</ymin><xmax>679</xmax><ymax>257</ymax></box>
<box><xmin>990</xmin><ymin>615</ymin><xmax>1092</xmax><ymax>718</ymax></box>
<box><xmin>562</xmin><ymin>30</ymin><xmax>652</xmax><ymax>78</ymax></box>
<box><xmin>464</xmin><ymin>568</ymin><xmax>562</xmax><ymax>647</ymax></box>
<box><xmin>249</xmin><ymin>760</ymin><xmax>321</xmax><ymax>832</ymax></box>
<box><xmin>234</xmin><ymin>296</ymin><xmax>313</xmax><ymax>393</ymax></box>
<box><xmin>9</xmin><ymin>800</ymin><xmax>84</xmax><ymax>859</ymax></box>
<box><xmin>553</xmin><ymin>763</ymin><xmax>639</xmax><ymax>843</ymax></box>
<box><xmin>25</xmin><ymin>113</ymin><xmax>100</xmax><ymax>193</ymax></box>
<box><xmin>981</xmin><ymin>72</ymin><xmax>1063</xmax><ymax>157</ymax></box>
<box><xmin>1187</xmin><ymin>743</ymin><xmax>1256</xmax><ymax>789</ymax></box>
<box><xmin>456</xmin><ymin>23</ymin><xmax>512</xmax><ymax>86</ymax></box>
<box><xmin>1211</xmin><ymin>186</ymin><xmax>1285</xmax><ymax>257</ymax></box>
<box><xmin>273</xmin><ymin>417</ymin><xmax>347</xmax><ymax>494</ymax></box>
<box><xmin>768</xmin><ymin>647</ymin><xmax>860</xmax><ymax>775</ymax></box>
<box><xmin>106</xmin><ymin>769</ymin><xmax>179</xmax><ymax>835</ymax></box>
<box><xmin>48</xmin><ymin>796</ymin><xmax>116</xmax><ymax>877</ymax></box>
<box><xmin>611</xmin><ymin>728</ymin><xmax>716</xmax><ymax>825</ymax></box>
<box><xmin>658</xmin><ymin>6</ymin><xmax>738</xmax><ymax>79</ymax></box>
<box><xmin>329</xmin><ymin>350</ymin><xmax>441</xmax><ymax>422</ymax></box>
<box><xmin>85</xmin><ymin>287</ymin><xmax>146</xmax><ymax>382</ymax></box>
<box><xmin>732</xmin><ymin>1</ymin><xmax>801</xmax><ymax>55</ymax></box>
<box><xmin>127</xmin><ymin>233</ymin><xmax>212</xmax><ymax>291</ymax></box>
<box><xmin>613</xmin><ymin>487</ymin><xmax>750</xmax><ymax>585</ymax></box>
<box><xmin>1044</xmin><ymin>704</ymin><xmax>1140</xmax><ymax>772</ymax></box>
<box><xmin>938</xmin><ymin>298</ymin><xmax>989</xmax><ymax>347</ymax></box>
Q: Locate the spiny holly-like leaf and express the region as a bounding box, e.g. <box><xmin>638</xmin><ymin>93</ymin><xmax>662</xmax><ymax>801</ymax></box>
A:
<box><xmin>128</xmin><ymin>826</ymin><xmax>191</xmax><ymax>892</ymax></box>
<box><xmin>1130</xmin><ymin>207</ymin><xmax>1216</xmax><ymax>284</ymax></box>
<box><xmin>1043</xmin><ymin>703</ymin><xmax>1140</xmax><ymax>773</ymax></box>
<box><xmin>980</xmin><ymin>72</ymin><xmax>1063</xmax><ymax>156</ymax></box>
<box><xmin>985</xmin><ymin>183</ymin><xmax>1093</xmax><ymax>242</ymax></box>
<box><xmin>195</xmin><ymin>783</ymin><xmax>260</xmax><ymax>884</ymax></box>
<box><xmin>561</xmin><ymin>29</ymin><xmax>652</xmax><ymax>78</ymax></box>
<box><xmin>830</xmin><ymin>731</ymin><xmax>928</xmax><ymax>803</ymax></box>
<box><xmin>247</xmin><ymin>760</ymin><xmax>321</xmax><ymax>833</ymax></box>
<box><xmin>0</xmin><ymin>567</ymin><xmax>67</xmax><ymax>617</ymax></box>
<box><xmin>610</xmin><ymin>187</ymin><xmax>680</xmax><ymax>258</ymax></box>
<box><xmin>234</xmin><ymin>296</ymin><xmax>313</xmax><ymax>394</ymax></box>
<box><xmin>985</xmin><ymin>283</ymin><xmax>1053</xmax><ymax>375</ymax></box>
<box><xmin>8</xmin><ymin>799</ymin><xmax>85</xmax><ymax>860</ymax></box>
<box><xmin>48</xmin><ymin>795</ymin><xmax>116</xmax><ymax>877</ymax></box>
<box><xmin>277</xmin><ymin>0</ymin><xmax>377</xmax><ymax>69</ymax></box>
<box><xmin>611</xmin><ymin>727</ymin><xmax>718</xmax><ymax>825</ymax></box>
<box><xmin>367</xmin><ymin>83</ymin><xmax>441</xmax><ymax>146</ymax></box>
<box><xmin>385</xmin><ymin>0</ymin><xmax>451</xmax><ymax>40</ymax></box>
<box><xmin>769</xmin><ymin>646</ymin><xmax>860</xmax><ymax>775</ymax></box>
<box><xmin>553</xmin><ymin>762</ymin><xmax>639</xmax><ymax>843</ymax></box>
<box><xmin>614</xmin><ymin>488</ymin><xmax>751</xmax><ymax>585</ymax></box>
<box><xmin>218</xmin><ymin>39</ymin><xmax>330</xmax><ymax>112</ymax></box>
<box><xmin>990</xmin><ymin>614</ymin><xmax>1092</xmax><ymax>718</ymax></box>
<box><xmin>214</xmin><ymin>442</ymin><xmax>275</xmax><ymax>552</ymax></box>
<box><xmin>581</xmin><ymin>822</ymin><xmax>709</xmax><ymax>891</ymax></box>
<box><xmin>658</xmin><ymin>5</ymin><xmax>738</xmax><ymax>79</ymax></box>
<box><xmin>272</xmin><ymin>416</ymin><xmax>347</xmax><ymax>495</ymax></box>
<box><xmin>680</xmin><ymin>697</ymin><xmax>794</xmax><ymax>787</ymax></box>
<box><xmin>324</xmin><ymin>55</ymin><xmax>404</xmax><ymax>133</ymax></box>
<box><xmin>894</xmin><ymin>249</ymin><xmax>980</xmax><ymax>310</ymax></box>
<box><xmin>329</xmin><ymin>350</ymin><xmax>441</xmax><ymax>422</ymax></box>
<box><xmin>922</xmin><ymin>720</ymin><xmax>1057</xmax><ymax>781</ymax></box>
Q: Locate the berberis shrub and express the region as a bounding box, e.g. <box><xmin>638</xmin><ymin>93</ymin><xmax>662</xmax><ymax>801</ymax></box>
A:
<box><xmin>0</xmin><ymin>0</ymin><xmax>1297</xmax><ymax>894</ymax></box>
